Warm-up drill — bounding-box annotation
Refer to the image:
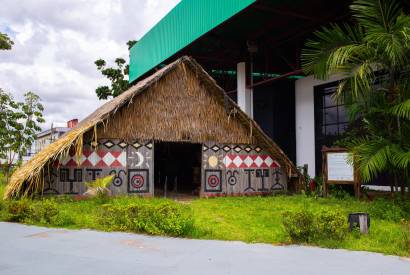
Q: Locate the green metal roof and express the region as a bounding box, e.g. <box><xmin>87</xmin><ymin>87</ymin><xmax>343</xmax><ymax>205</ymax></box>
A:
<box><xmin>129</xmin><ymin>0</ymin><xmax>256</xmax><ymax>83</ymax></box>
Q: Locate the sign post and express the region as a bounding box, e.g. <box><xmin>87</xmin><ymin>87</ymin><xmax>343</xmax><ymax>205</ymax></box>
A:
<box><xmin>322</xmin><ymin>147</ymin><xmax>360</xmax><ymax>198</ymax></box>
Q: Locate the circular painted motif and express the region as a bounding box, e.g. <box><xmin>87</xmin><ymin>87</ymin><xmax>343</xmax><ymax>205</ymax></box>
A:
<box><xmin>208</xmin><ymin>156</ymin><xmax>218</xmax><ymax>168</ymax></box>
<box><xmin>208</xmin><ymin>175</ymin><xmax>220</xmax><ymax>188</ymax></box>
<box><xmin>112</xmin><ymin>176</ymin><xmax>123</xmax><ymax>187</ymax></box>
<box><xmin>228</xmin><ymin>175</ymin><xmax>237</xmax><ymax>186</ymax></box>
<box><xmin>131</xmin><ymin>175</ymin><xmax>144</xmax><ymax>189</ymax></box>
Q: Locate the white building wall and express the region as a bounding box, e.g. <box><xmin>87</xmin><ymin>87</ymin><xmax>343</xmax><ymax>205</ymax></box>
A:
<box><xmin>295</xmin><ymin>74</ymin><xmax>344</xmax><ymax>177</ymax></box>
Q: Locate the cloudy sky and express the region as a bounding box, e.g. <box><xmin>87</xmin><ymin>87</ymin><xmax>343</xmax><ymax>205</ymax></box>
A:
<box><xmin>0</xmin><ymin>0</ymin><xmax>179</xmax><ymax>129</ymax></box>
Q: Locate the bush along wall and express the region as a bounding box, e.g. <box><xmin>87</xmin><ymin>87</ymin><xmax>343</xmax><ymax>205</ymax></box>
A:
<box><xmin>97</xmin><ymin>200</ymin><xmax>194</xmax><ymax>236</ymax></box>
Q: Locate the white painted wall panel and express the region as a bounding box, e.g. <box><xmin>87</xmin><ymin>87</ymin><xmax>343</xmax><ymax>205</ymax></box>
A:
<box><xmin>295</xmin><ymin>75</ymin><xmax>344</xmax><ymax>177</ymax></box>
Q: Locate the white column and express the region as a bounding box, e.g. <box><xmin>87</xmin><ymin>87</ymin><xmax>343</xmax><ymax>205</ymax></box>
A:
<box><xmin>237</xmin><ymin>62</ymin><xmax>253</xmax><ymax>118</ymax></box>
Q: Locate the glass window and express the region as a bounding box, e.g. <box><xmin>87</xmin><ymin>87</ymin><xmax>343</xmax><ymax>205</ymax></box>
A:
<box><xmin>325</xmin><ymin>124</ymin><xmax>339</xmax><ymax>136</ymax></box>
<box><xmin>314</xmin><ymin>82</ymin><xmax>349</xmax><ymax>175</ymax></box>
<box><xmin>324</xmin><ymin>94</ymin><xmax>336</xmax><ymax>108</ymax></box>
<box><xmin>324</xmin><ymin>107</ymin><xmax>338</xmax><ymax>125</ymax></box>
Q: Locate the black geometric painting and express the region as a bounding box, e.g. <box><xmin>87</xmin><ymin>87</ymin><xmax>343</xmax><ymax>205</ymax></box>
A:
<box><xmin>204</xmin><ymin>169</ymin><xmax>222</xmax><ymax>192</ymax></box>
<box><xmin>128</xmin><ymin>169</ymin><xmax>149</xmax><ymax>193</ymax></box>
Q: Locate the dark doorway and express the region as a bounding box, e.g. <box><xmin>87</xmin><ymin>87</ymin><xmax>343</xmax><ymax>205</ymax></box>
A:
<box><xmin>154</xmin><ymin>142</ymin><xmax>202</xmax><ymax>198</ymax></box>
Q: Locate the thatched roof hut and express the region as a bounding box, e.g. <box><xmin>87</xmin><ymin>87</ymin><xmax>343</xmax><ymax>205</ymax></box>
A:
<box><xmin>5</xmin><ymin>56</ymin><xmax>302</xmax><ymax>199</ymax></box>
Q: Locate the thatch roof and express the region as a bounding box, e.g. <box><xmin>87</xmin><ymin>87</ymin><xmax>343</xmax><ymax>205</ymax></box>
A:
<box><xmin>5</xmin><ymin>56</ymin><xmax>302</xmax><ymax>199</ymax></box>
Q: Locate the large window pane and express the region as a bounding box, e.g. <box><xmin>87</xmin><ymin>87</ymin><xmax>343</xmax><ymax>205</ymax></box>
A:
<box><xmin>324</xmin><ymin>107</ymin><xmax>338</xmax><ymax>124</ymax></box>
<box><xmin>338</xmin><ymin>106</ymin><xmax>348</xmax><ymax>123</ymax></box>
<box><xmin>325</xmin><ymin>124</ymin><xmax>338</xmax><ymax>136</ymax></box>
<box><xmin>324</xmin><ymin>94</ymin><xmax>336</xmax><ymax>108</ymax></box>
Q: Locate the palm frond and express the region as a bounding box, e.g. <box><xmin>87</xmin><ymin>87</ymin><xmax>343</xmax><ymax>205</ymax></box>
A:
<box><xmin>301</xmin><ymin>23</ymin><xmax>364</xmax><ymax>79</ymax></box>
<box><xmin>392</xmin><ymin>149</ymin><xmax>410</xmax><ymax>169</ymax></box>
<box><xmin>346</xmin><ymin>137</ymin><xmax>393</xmax><ymax>182</ymax></box>
<box><xmin>351</xmin><ymin>0</ymin><xmax>402</xmax><ymax>32</ymax></box>
<box><xmin>389</xmin><ymin>99</ymin><xmax>410</xmax><ymax>120</ymax></box>
<box><xmin>352</xmin><ymin>0</ymin><xmax>410</xmax><ymax>67</ymax></box>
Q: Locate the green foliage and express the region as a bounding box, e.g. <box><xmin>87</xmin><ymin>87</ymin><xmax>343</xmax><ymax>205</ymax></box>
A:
<box><xmin>0</xmin><ymin>32</ymin><xmax>13</xmax><ymax>50</ymax></box>
<box><xmin>4</xmin><ymin>198</ymin><xmax>60</xmax><ymax>224</ymax></box>
<box><xmin>282</xmin><ymin>209</ymin><xmax>314</xmax><ymax>242</ymax></box>
<box><xmin>329</xmin><ymin>186</ymin><xmax>352</xmax><ymax>199</ymax></box>
<box><xmin>30</xmin><ymin>199</ymin><xmax>59</xmax><ymax>224</ymax></box>
<box><xmin>5</xmin><ymin>199</ymin><xmax>33</xmax><ymax>222</ymax></box>
<box><xmin>302</xmin><ymin>0</ymin><xmax>410</xmax><ymax>187</ymax></box>
<box><xmin>94</xmin><ymin>40</ymin><xmax>137</xmax><ymax>100</ymax></box>
<box><xmin>303</xmin><ymin>174</ymin><xmax>324</xmax><ymax>197</ymax></box>
<box><xmin>368</xmin><ymin>197</ymin><xmax>410</xmax><ymax>221</ymax></box>
<box><xmin>315</xmin><ymin>210</ymin><xmax>348</xmax><ymax>241</ymax></box>
<box><xmin>401</xmin><ymin>220</ymin><xmax>410</xmax><ymax>252</ymax></box>
<box><xmin>0</xmin><ymin>90</ymin><xmax>44</xmax><ymax>182</ymax></box>
<box><xmin>282</xmin><ymin>208</ymin><xmax>348</xmax><ymax>243</ymax></box>
<box><xmin>85</xmin><ymin>175</ymin><xmax>113</xmax><ymax>201</ymax></box>
<box><xmin>51</xmin><ymin>210</ymin><xmax>75</xmax><ymax>227</ymax></box>
<box><xmin>0</xmin><ymin>172</ymin><xmax>6</xmax><ymax>185</ymax></box>
<box><xmin>98</xmin><ymin>201</ymin><xmax>193</xmax><ymax>236</ymax></box>
<box><xmin>85</xmin><ymin>175</ymin><xmax>113</xmax><ymax>189</ymax></box>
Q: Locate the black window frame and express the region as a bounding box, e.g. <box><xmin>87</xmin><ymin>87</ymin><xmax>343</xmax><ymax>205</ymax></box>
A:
<box><xmin>314</xmin><ymin>82</ymin><xmax>349</xmax><ymax>176</ymax></box>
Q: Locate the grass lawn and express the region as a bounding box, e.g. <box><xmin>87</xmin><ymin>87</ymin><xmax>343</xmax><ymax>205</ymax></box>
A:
<box><xmin>0</xmin><ymin>183</ymin><xmax>409</xmax><ymax>257</ymax></box>
<box><xmin>190</xmin><ymin>196</ymin><xmax>410</xmax><ymax>256</ymax></box>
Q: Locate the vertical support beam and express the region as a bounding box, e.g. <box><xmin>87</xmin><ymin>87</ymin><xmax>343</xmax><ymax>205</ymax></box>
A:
<box><xmin>237</xmin><ymin>62</ymin><xmax>253</xmax><ymax>118</ymax></box>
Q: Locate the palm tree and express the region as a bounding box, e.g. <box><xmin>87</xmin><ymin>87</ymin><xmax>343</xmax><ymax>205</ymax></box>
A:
<box><xmin>302</xmin><ymin>0</ymin><xmax>410</xmax><ymax>194</ymax></box>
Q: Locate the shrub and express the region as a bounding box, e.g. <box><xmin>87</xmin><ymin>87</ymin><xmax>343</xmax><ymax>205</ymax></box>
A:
<box><xmin>282</xmin><ymin>208</ymin><xmax>348</xmax><ymax>243</ymax></box>
<box><xmin>4</xmin><ymin>198</ymin><xmax>60</xmax><ymax>224</ymax></box>
<box><xmin>368</xmin><ymin>198</ymin><xmax>406</xmax><ymax>222</ymax></box>
<box><xmin>51</xmin><ymin>210</ymin><xmax>75</xmax><ymax>227</ymax></box>
<box><xmin>30</xmin><ymin>199</ymin><xmax>59</xmax><ymax>224</ymax></box>
<box><xmin>98</xmin><ymin>201</ymin><xmax>194</xmax><ymax>236</ymax></box>
<box><xmin>314</xmin><ymin>210</ymin><xmax>347</xmax><ymax>240</ymax></box>
<box><xmin>84</xmin><ymin>175</ymin><xmax>113</xmax><ymax>202</ymax></box>
<box><xmin>329</xmin><ymin>186</ymin><xmax>352</xmax><ymax>199</ymax></box>
<box><xmin>5</xmin><ymin>199</ymin><xmax>33</xmax><ymax>222</ymax></box>
<box><xmin>282</xmin><ymin>209</ymin><xmax>314</xmax><ymax>242</ymax></box>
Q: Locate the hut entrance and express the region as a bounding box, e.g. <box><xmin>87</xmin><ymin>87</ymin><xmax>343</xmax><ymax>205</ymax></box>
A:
<box><xmin>154</xmin><ymin>142</ymin><xmax>202</xmax><ymax>198</ymax></box>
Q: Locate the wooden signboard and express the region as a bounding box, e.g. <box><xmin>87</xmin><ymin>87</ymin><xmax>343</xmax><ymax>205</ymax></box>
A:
<box><xmin>322</xmin><ymin>147</ymin><xmax>360</xmax><ymax>198</ymax></box>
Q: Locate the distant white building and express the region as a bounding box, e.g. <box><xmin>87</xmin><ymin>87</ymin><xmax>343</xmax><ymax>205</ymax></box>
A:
<box><xmin>0</xmin><ymin>119</ymin><xmax>78</xmax><ymax>166</ymax></box>
<box><xmin>33</xmin><ymin>119</ymin><xmax>78</xmax><ymax>155</ymax></box>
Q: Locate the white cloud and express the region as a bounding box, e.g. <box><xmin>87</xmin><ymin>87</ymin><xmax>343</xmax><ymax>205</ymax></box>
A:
<box><xmin>0</xmin><ymin>0</ymin><xmax>179</xmax><ymax>129</ymax></box>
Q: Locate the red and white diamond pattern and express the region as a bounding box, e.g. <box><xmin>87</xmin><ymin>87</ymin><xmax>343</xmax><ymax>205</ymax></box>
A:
<box><xmin>223</xmin><ymin>154</ymin><xmax>280</xmax><ymax>169</ymax></box>
<box><xmin>58</xmin><ymin>150</ymin><xmax>126</xmax><ymax>168</ymax></box>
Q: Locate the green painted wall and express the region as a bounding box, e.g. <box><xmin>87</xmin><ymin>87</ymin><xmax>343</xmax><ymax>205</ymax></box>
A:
<box><xmin>129</xmin><ymin>0</ymin><xmax>256</xmax><ymax>83</ymax></box>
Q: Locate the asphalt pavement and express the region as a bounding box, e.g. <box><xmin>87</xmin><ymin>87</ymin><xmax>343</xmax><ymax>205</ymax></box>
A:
<box><xmin>0</xmin><ymin>222</ymin><xmax>409</xmax><ymax>275</ymax></box>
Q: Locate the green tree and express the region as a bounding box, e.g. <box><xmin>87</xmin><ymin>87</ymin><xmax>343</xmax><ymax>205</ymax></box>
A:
<box><xmin>302</xmin><ymin>0</ymin><xmax>410</xmax><ymax>193</ymax></box>
<box><xmin>94</xmin><ymin>40</ymin><xmax>137</xmax><ymax>100</ymax></box>
<box><xmin>0</xmin><ymin>32</ymin><xmax>13</xmax><ymax>50</ymax></box>
<box><xmin>0</xmin><ymin>89</ymin><xmax>44</xmax><ymax>182</ymax></box>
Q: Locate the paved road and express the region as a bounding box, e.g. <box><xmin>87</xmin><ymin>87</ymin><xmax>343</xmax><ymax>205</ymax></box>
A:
<box><xmin>0</xmin><ymin>222</ymin><xmax>409</xmax><ymax>275</ymax></box>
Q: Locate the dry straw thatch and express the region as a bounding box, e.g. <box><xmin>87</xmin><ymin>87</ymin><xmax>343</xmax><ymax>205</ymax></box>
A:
<box><xmin>5</xmin><ymin>56</ymin><xmax>302</xmax><ymax>199</ymax></box>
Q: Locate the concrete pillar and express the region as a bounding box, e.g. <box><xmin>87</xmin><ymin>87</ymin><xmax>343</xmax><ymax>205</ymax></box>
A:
<box><xmin>237</xmin><ymin>62</ymin><xmax>253</xmax><ymax>118</ymax></box>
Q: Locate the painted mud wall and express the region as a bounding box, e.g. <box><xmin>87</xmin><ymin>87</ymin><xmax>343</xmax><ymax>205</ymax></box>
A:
<box><xmin>43</xmin><ymin>139</ymin><xmax>154</xmax><ymax>196</ymax></box>
<box><xmin>201</xmin><ymin>142</ymin><xmax>287</xmax><ymax>197</ymax></box>
<box><xmin>42</xmin><ymin>139</ymin><xmax>286</xmax><ymax>197</ymax></box>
